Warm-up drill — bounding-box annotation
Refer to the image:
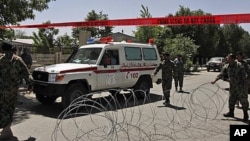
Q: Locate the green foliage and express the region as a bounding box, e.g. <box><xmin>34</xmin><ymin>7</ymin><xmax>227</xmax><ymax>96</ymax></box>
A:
<box><xmin>162</xmin><ymin>34</ymin><xmax>199</xmax><ymax>60</ymax></box>
<box><xmin>1</xmin><ymin>29</ymin><xmax>15</xmax><ymax>40</ymax></box>
<box><xmin>168</xmin><ymin>6</ymin><xmax>222</xmax><ymax>58</ymax></box>
<box><xmin>221</xmin><ymin>24</ymin><xmax>246</xmax><ymax>54</ymax></box>
<box><xmin>134</xmin><ymin>5</ymin><xmax>163</xmax><ymax>43</ymax></box>
<box><xmin>238</xmin><ymin>32</ymin><xmax>250</xmax><ymax>57</ymax></box>
<box><xmin>0</xmin><ymin>0</ymin><xmax>55</xmax><ymax>39</ymax></box>
<box><xmin>32</xmin><ymin>21</ymin><xmax>59</xmax><ymax>53</ymax></box>
<box><xmin>72</xmin><ymin>10</ymin><xmax>113</xmax><ymax>42</ymax></box>
<box><xmin>135</xmin><ymin>26</ymin><xmax>163</xmax><ymax>43</ymax></box>
<box><xmin>184</xmin><ymin>58</ymin><xmax>193</xmax><ymax>72</ymax></box>
<box><xmin>56</xmin><ymin>34</ymin><xmax>75</xmax><ymax>48</ymax></box>
<box><xmin>140</xmin><ymin>5</ymin><xmax>152</xmax><ymax>18</ymax></box>
<box><xmin>135</xmin><ymin>5</ymin><xmax>250</xmax><ymax>59</ymax></box>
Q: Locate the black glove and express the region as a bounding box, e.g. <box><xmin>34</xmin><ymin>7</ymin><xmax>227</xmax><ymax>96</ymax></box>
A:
<box><xmin>156</xmin><ymin>79</ymin><xmax>162</xmax><ymax>85</ymax></box>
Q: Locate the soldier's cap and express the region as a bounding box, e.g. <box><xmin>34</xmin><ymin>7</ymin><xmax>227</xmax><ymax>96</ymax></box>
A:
<box><xmin>1</xmin><ymin>41</ymin><xmax>13</xmax><ymax>52</ymax></box>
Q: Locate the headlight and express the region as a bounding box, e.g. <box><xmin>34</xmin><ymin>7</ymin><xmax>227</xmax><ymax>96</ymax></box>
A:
<box><xmin>48</xmin><ymin>73</ymin><xmax>65</xmax><ymax>82</ymax></box>
<box><xmin>48</xmin><ymin>73</ymin><xmax>57</xmax><ymax>82</ymax></box>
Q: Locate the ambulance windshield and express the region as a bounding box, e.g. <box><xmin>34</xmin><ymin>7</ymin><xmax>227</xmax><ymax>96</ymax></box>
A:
<box><xmin>68</xmin><ymin>48</ymin><xmax>102</xmax><ymax>64</ymax></box>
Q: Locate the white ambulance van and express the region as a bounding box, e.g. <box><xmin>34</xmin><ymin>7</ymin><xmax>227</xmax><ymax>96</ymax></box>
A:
<box><xmin>32</xmin><ymin>37</ymin><xmax>162</xmax><ymax>108</ymax></box>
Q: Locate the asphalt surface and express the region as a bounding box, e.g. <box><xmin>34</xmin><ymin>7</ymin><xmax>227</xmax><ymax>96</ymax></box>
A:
<box><xmin>3</xmin><ymin>69</ymin><xmax>250</xmax><ymax>141</ymax></box>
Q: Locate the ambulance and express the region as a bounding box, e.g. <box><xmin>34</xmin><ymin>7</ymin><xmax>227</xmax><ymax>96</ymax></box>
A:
<box><xmin>32</xmin><ymin>37</ymin><xmax>162</xmax><ymax>108</ymax></box>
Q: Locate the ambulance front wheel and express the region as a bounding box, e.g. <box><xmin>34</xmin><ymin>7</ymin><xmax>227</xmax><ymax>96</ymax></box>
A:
<box><xmin>62</xmin><ymin>83</ymin><xmax>88</xmax><ymax>109</ymax></box>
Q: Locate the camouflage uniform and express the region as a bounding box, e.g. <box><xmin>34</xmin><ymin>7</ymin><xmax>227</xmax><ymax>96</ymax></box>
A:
<box><xmin>173</xmin><ymin>57</ymin><xmax>184</xmax><ymax>91</ymax></box>
<box><xmin>216</xmin><ymin>60</ymin><xmax>249</xmax><ymax>120</ymax></box>
<box><xmin>237</xmin><ymin>59</ymin><xmax>250</xmax><ymax>94</ymax></box>
<box><xmin>154</xmin><ymin>58</ymin><xmax>175</xmax><ymax>104</ymax></box>
<box><xmin>0</xmin><ymin>52</ymin><xmax>33</xmax><ymax>128</ymax></box>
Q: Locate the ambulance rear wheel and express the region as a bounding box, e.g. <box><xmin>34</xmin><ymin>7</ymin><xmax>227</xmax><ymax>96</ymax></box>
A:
<box><xmin>134</xmin><ymin>79</ymin><xmax>150</xmax><ymax>99</ymax></box>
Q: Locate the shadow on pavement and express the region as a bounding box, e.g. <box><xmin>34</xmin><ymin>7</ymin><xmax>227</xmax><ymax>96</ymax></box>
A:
<box><xmin>157</xmin><ymin>104</ymin><xmax>186</xmax><ymax>110</ymax></box>
<box><xmin>1</xmin><ymin>136</ymin><xmax>36</xmax><ymax>141</ymax></box>
<box><xmin>221</xmin><ymin>117</ymin><xmax>249</xmax><ymax>125</ymax></box>
<box><xmin>14</xmin><ymin>91</ymin><xmax>163</xmax><ymax>120</ymax></box>
<box><xmin>177</xmin><ymin>90</ymin><xmax>190</xmax><ymax>94</ymax></box>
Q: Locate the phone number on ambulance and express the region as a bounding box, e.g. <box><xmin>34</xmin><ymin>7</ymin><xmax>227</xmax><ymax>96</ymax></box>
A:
<box><xmin>125</xmin><ymin>71</ymin><xmax>139</xmax><ymax>79</ymax></box>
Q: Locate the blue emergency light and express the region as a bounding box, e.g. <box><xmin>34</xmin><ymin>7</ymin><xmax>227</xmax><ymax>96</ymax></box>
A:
<box><xmin>86</xmin><ymin>36</ymin><xmax>113</xmax><ymax>44</ymax></box>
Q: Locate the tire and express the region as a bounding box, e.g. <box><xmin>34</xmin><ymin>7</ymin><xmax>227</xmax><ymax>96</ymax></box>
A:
<box><xmin>62</xmin><ymin>83</ymin><xmax>88</xmax><ymax>109</ymax></box>
<box><xmin>35</xmin><ymin>93</ymin><xmax>58</xmax><ymax>105</ymax></box>
<box><xmin>207</xmin><ymin>68</ymin><xmax>210</xmax><ymax>72</ymax></box>
<box><xmin>134</xmin><ymin>78</ymin><xmax>150</xmax><ymax>99</ymax></box>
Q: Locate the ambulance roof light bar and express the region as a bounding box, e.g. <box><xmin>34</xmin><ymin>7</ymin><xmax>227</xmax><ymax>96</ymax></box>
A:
<box><xmin>87</xmin><ymin>36</ymin><xmax>113</xmax><ymax>44</ymax></box>
<box><xmin>148</xmin><ymin>38</ymin><xmax>154</xmax><ymax>44</ymax></box>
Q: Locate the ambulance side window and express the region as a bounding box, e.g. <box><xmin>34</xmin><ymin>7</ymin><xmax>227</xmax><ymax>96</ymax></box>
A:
<box><xmin>142</xmin><ymin>48</ymin><xmax>158</xmax><ymax>60</ymax></box>
<box><xmin>112</xmin><ymin>50</ymin><xmax>119</xmax><ymax>65</ymax></box>
<box><xmin>124</xmin><ymin>47</ymin><xmax>142</xmax><ymax>60</ymax></box>
<box><xmin>100</xmin><ymin>49</ymin><xmax>119</xmax><ymax>65</ymax></box>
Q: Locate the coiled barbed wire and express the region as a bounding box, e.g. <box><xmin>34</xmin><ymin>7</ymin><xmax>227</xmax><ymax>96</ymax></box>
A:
<box><xmin>51</xmin><ymin>82</ymin><xmax>230</xmax><ymax>141</ymax></box>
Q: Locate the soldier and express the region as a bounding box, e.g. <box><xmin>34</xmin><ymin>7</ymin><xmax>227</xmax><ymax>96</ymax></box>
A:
<box><xmin>211</xmin><ymin>53</ymin><xmax>249</xmax><ymax>122</ymax></box>
<box><xmin>21</xmin><ymin>48</ymin><xmax>32</xmax><ymax>69</ymax></box>
<box><xmin>235</xmin><ymin>52</ymin><xmax>250</xmax><ymax>108</ymax></box>
<box><xmin>0</xmin><ymin>41</ymin><xmax>33</xmax><ymax>139</ymax></box>
<box><xmin>173</xmin><ymin>54</ymin><xmax>184</xmax><ymax>92</ymax></box>
<box><xmin>152</xmin><ymin>52</ymin><xmax>175</xmax><ymax>106</ymax></box>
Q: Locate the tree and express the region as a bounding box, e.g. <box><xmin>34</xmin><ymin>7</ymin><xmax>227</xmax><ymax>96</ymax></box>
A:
<box><xmin>216</xmin><ymin>28</ymin><xmax>230</xmax><ymax>57</ymax></box>
<box><xmin>162</xmin><ymin>34</ymin><xmax>199</xmax><ymax>71</ymax></box>
<box><xmin>163</xmin><ymin>34</ymin><xmax>199</xmax><ymax>61</ymax></box>
<box><xmin>0</xmin><ymin>0</ymin><xmax>55</xmax><ymax>39</ymax></box>
<box><xmin>154</xmin><ymin>26</ymin><xmax>173</xmax><ymax>53</ymax></box>
<box><xmin>54</xmin><ymin>34</ymin><xmax>75</xmax><ymax>53</ymax></box>
<box><xmin>169</xmin><ymin>6</ymin><xmax>221</xmax><ymax>58</ymax></box>
<box><xmin>71</xmin><ymin>10</ymin><xmax>113</xmax><ymax>42</ymax></box>
<box><xmin>238</xmin><ymin>32</ymin><xmax>250</xmax><ymax>57</ymax></box>
<box><xmin>134</xmin><ymin>5</ymin><xmax>162</xmax><ymax>43</ymax></box>
<box><xmin>32</xmin><ymin>21</ymin><xmax>59</xmax><ymax>53</ymax></box>
<box><xmin>2</xmin><ymin>29</ymin><xmax>15</xmax><ymax>40</ymax></box>
<box><xmin>140</xmin><ymin>5</ymin><xmax>151</xmax><ymax>18</ymax></box>
<box><xmin>221</xmin><ymin>24</ymin><xmax>246</xmax><ymax>53</ymax></box>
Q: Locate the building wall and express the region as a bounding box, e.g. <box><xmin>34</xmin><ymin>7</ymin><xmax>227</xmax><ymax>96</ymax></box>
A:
<box><xmin>31</xmin><ymin>53</ymin><xmax>71</xmax><ymax>70</ymax></box>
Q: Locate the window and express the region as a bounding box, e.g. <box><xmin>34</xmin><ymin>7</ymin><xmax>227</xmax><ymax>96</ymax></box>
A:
<box><xmin>125</xmin><ymin>47</ymin><xmax>142</xmax><ymax>60</ymax></box>
<box><xmin>143</xmin><ymin>48</ymin><xmax>158</xmax><ymax>60</ymax></box>
<box><xmin>68</xmin><ymin>48</ymin><xmax>102</xmax><ymax>64</ymax></box>
<box><xmin>100</xmin><ymin>49</ymin><xmax>119</xmax><ymax>65</ymax></box>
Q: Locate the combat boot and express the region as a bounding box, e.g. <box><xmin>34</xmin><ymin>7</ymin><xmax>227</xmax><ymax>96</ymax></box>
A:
<box><xmin>243</xmin><ymin>110</ymin><xmax>249</xmax><ymax>122</ymax></box>
<box><xmin>163</xmin><ymin>99</ymin><xmax>170</xmax><ymax>106</ymax></box>
<box><xmin>180</xmin><ymin>87</ymin><xmax>183</xmax><ymax>92</ymax></box>
<box><xmin>223</xmin><ymin>108</ymin><xmax>234</xmax><ymax>118</ymax></box>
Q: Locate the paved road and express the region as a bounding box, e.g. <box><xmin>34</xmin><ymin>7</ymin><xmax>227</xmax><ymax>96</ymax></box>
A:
<box><xmin>8</xmin><ymin>70</ymin><xmax>250</xmax><ymax>141</ymax></box>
